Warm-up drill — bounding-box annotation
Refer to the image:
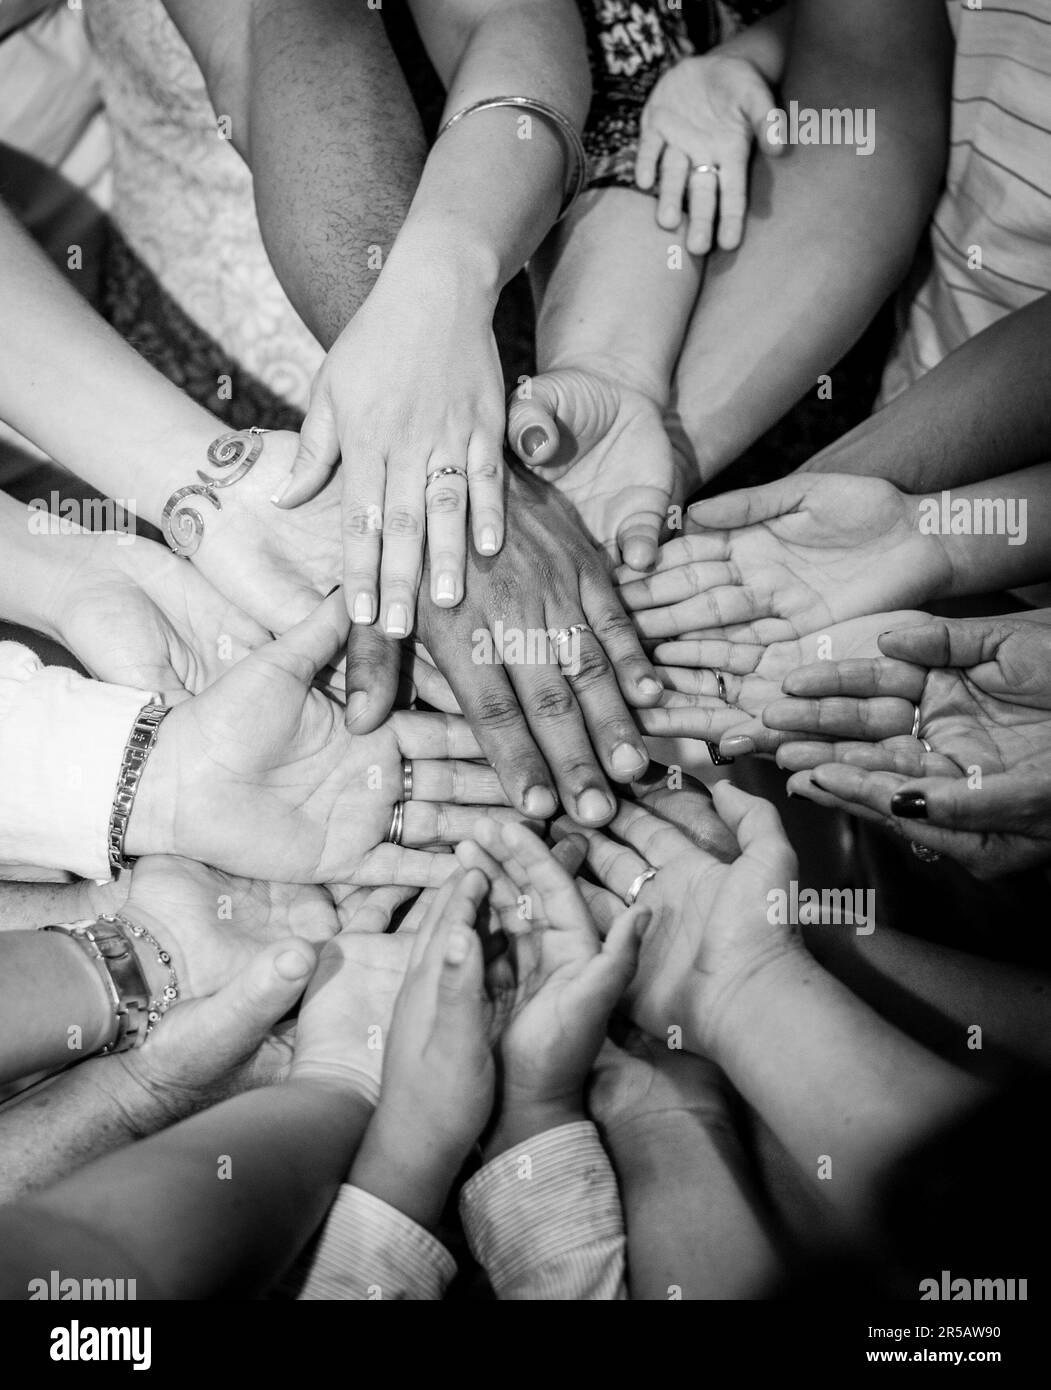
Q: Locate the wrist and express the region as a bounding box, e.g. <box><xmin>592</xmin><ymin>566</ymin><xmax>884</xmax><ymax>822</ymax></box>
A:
<box><xmin>543</xmin><ymin>352</ymin><xmax>668</xmax><ymax>407</ymax></box>
<box><xmin>483</xmin><ymin>1095</ymin><xmax>584</xmax><ymax>1163</ymax></box>
<box><xmin>385</xmin><ymin>224</ymin><xmax>502</xmax><ymax>306</ymax></box>
<box><xmin>122</xmin><ymin>715</ymin><xmax>179</xmax><ymax>861</ymax></box>
<box><xmin>699</xmin><ymin>937</ymin><xmax>812</xmax><ymax>1072</ymax></box>
<box><xmin>908</xmin><ymin>489</ymin><xmax>969</xmax><ymax>600</ymax></box>
<box><xmin>350</xmin><ymin>1104</ymin><xmax>467</xmax><ymax>1231</ymax></box>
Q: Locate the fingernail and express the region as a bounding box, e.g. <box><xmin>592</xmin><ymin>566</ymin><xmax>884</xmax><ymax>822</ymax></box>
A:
<box><xmin>435</xmin><ymin>573</ymin><xmax>457</xmax><ymax>604</ymax></box>
<box><xmin>638</xmin><ymin>677</ymin><xmax>663</xmax><ymax>697</ymax></box>
<box><xmin>611</xmin><ymin>743</ymin><xmax>647</xmax><ymax>775</ymax></box>
<box><xmin>521</xmin><ymin>426</ymin><xmax>549</xmax><ymax>457</ymax></box>
<box><xmin>445</xmin><ymin>928</ymin><xmax>470</xmax><ymax>967</ymax></box>
<box><xmin>891</xmin><ymin>791</ymin><xmax>927</xmax><ymax>820</ymax></box>
<box><xmin>385</xmin><ymin>603</ymin><xmax>409</xmax><ymax>637</ymax></box>
<box><xmin>576</xmin><ymin>789</ymin><xmax>614</xmax><ymax>824</ymax></box>
<box><xmin>479</xmin><ymin>527</ymin><xmax>499</xmax><ymax>555</ymax></box>
<box><xmin>633</xmin><ymin>908</ymin><xmax>653</xmax><ymax>931</ymax></box>
<box><xmin>523</xmin><ymin>786</ymin><xmax>558</xmax><ymax>819</ymax></box>
<box><xmin>720</xmin><ymin>735</ymin><xmax>755</xmax><ymax>756</ymax></box>
<box><xmin>270</xmin><ymin>477</ymin><xmax>291</xmax><ymax>505</ymax></box>
<box><xmin>346</xmin><ymin>691</ymin><xmax>369</xmax><ymax>727</ymax></box>
<box><xmin>352</xmin><ymin>592</ymin><xmax>375</xmax><ymax>624</ymax></box>
<box><xmin>275</xmin><ymin>948</ymin><xmax>313</xmax><ymax>980</ymax></box>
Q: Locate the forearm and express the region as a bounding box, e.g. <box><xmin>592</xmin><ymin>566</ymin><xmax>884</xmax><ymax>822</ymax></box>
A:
<box><xmin>717</xmin><ymin>2</ymin><xmax>794</xmax><ymax>85</ymax></box>
<box><xmin>928</xmin><ymin>466</ymin><xmax>1051</xmax><ymax>598</ymax></box>
<box><xmin>0</xmin><ymin>932</ymin><xmax>115</xmax><ymax>1082</ymax></box>
<box><xmin>0</xmin><ymin>202</ymin><xmax>220</xmax><ymax>524</ymax></box>
<box><xmin>704</xmin><ymin>947</ymin><xmax>985</xmax><ymax>1222</ymax></box>
<box><xmin>533</xmin><ymin>187</ymin><xmax>702</xmax><ymax>399</ymax></box>
<box><xmin>0</xmin><ymin>879</ymin><xmax>125</xmax><ymax>933</ymax></box>
<box><xmin>674</xmin><ymin>0</ymin><xmax>951</xmax><ymax>483</ymax></box>
<box><xmin>0</xmin><ymin>1080</ymin><xmax>372</xmax><ymax>1299</ymax></box>
<box><xmin>603</xmin><ymin>1110</ymin><xmax>780</xmax><ymax>1299</ymax></box>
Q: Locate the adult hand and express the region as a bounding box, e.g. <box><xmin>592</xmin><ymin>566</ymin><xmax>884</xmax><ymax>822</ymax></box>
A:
<box><xmin>127</xmin><ymin>593</ymin><xmax>520</xmax><ymax>886</ymax></box>
<box><xmin>270</xmin><ymin>266</ymin><xmax>506</xmax><ymax>631</ymax></box>
<box><xmin>776</xmin><ymin>617</ymin><xmax>1051</xmax><ymax>878</ymax></box>
<box><xmin>343</xmin><ymin>464</ymin><xmax>663</xmax><ymax>827</ymax></box>
<box><xmin>637</xmin><ymin>611</ymin><xmax>929</xmax><ymax>755</ymax></box>
<box><xmin>636</xmin><ymin>53</ymin><xmax>784</xmax><ymax>254</ymax></box>
<box><xmin>506</xmin><ymin>369</ymin><xmax>686</xmax><ymax>569</ymax></box>
<box><xmin>42</xmin><ymin>529</ymin><xmax>268</xmax><ymax>699</ymax></box>
<box><xmin>119</xmin><ymin>856</ymin><xmax>339</xmax><ymax>998</ymax></box>
<box><xmin>457</xmin><ymin>820</ymin><xmax>644</xmax><ymax>1144</ymax></box>
<box><xmin>618</xmin><ymin>474</ymin><xmax>951</xmax><ymax>646</ymax></box>
<box><xmin>589</xmin><ymin>1030</ymin><xmax>733</xmax><ymax>1138</ymax></box>
<box><xmin>571</xmin><ymin>787</ymin><xmax>805</xmax><ymax>1061</ymax></box>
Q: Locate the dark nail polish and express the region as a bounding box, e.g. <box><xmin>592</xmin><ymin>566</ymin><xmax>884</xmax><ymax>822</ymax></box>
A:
<box><xmin>325</xmin><ymin>583</ymin><xmax>342</xmax><ymax>597</ymax></box>
<box><xmin>892</xmin><ymin>791</ymin><xmax>927</xmax><ymax>820</ymax></box>
<box><xmin>521</xmin><ymin>426</ymin><xmax>549</xmax><ymax>457</ymax></box>
<box><xmin>706</xmin><ymin>742</ymin><xmax>735</xmax><ymax>766</ymax></box>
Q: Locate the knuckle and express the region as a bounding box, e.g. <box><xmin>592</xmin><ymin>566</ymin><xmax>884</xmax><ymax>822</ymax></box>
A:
<box><xmin>384</xmin><ymin>506</ymin><xmax>423</xmax><ymax>539</ymax></box>
<box><xmin>426</xmin><ymin>487</ymin><xmax>465</xmax><ymax>515</ymax></box>
<box><xmin>565</xmin><ymin>645</ymin><xmax>612</xmax><ymax>688</ymax></box>
<box><xmin>473</xmin><ymin>690</ymin><xmax>526</xmax><ymax>730</ymax></box>
<box><xmin>529</xmin><ymin>680</ymin><xmax>576</xmax><ymax>721</ymax></box>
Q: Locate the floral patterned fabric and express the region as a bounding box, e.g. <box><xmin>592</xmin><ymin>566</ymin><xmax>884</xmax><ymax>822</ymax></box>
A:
<box><xmin>581</xmin><ymin>0</ymin><xmax>784</xmax><ymax>189</ymax></box>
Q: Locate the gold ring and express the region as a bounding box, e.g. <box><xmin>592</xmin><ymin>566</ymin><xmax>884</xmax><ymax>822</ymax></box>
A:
<box><xmin>386</xmin><ymin>801</ymin><xmax>405</xmax><ymax>846</ymax></box>
<box><xmin>402</xmin><ymin>760</ymin><xmax>413</xmax><ymax>801</ymax></box>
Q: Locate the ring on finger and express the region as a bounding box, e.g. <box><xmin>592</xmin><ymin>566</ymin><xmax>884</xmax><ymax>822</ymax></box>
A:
<box><xmin>691</xmin><ymin>163</ymin><xmax>720</xmax><ymax>179</ymax></box>
<box><xmin>910</xmin><ymin>705</ymin><xmax>922</xmax><ymax>740</ymax></box>
<box><xmin>553</xmin><ymin>623</ymin><xmax>592</xmax><ymax>664</ymax></box>
<box><xmin>426</xmin><ymin>466</ymin><xmax>468</xmax><ymax>487</ymax></box>
<box><xmin>402</xmin><ymin>760</ymin><xmax>414</xmax><ymax>801</ymax></box>
<box><xmin>386</xmin><ymin>801</ymin><xmax>406</xmax><ymax>846</ymax></box>
<box><xmin>919</xmin><ymin>738</ymin><xmax>933</xmax><ymax>754</ymax></box>
<box><xmin>713</xmin><ymin>668</ymin><xmax>728</xmax><ymax>703</ymax></box>
<box><xmin>625</xmin><ymin>867</ymin><xmax>658</xmax><ymax>906</ymax></box>
<box><xmin>910</xmin><ymin>841</ymin><xmax>941</xmax><ymax>864</ymax></box>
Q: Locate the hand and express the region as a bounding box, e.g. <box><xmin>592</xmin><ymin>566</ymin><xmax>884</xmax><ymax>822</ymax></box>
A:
<box><xmin>618</xmin><ymin>474</ymin><xmax>951</xmax><ymax>646</ymax></box>
<box><xmin>127</xmin><ymin>593</ymin><xmax>521</xmax><ymax>885</ymax></box>
<box><xmin>270</xmin><ymin>265</ymin><xmax>506</xmax><ymax>631</ymax></box>
<box><xmin>507</xmin><ymin>368</ymin><xmax>687</xmax><ymax>569</ymax></box>
<box><xmin>636</xmin><ymin>611</ymin><xmax>930</xmax><ymax>755</ymax></box>
<box><xmin>343</xmin><ymin>463</ymin><xmax>663</xmax><ymax>827</ymax></box>
<box><xmin>457</xmin><ymin>820</ymin><xmax>644</xmax><ymax>1151</ymax></box>
<box><xmin>571</xmin><ymin>787</ymin><xmax>805</xmax><ymax>1061</ymax></box>
<box><xmin>636</xmin><ymin>53</ymin><xmax>783</xmax><ymax>254</ymax></box>
<box><xmin>41</xmin><ymin>529</ymin><xmax>268</xmax><ymax>699</ymax></box>
<box><xmin>589</xmin><ymin>1029</ymin><xmax>733</xmax><ymax>1138</ymax></box>
<box><xmin>119</xmin><ymin>856</ymin><xmax>339</xmax><ymax>999</ymax></box>
<box><xmin>776</xmin><ymin>617</ymin><xmax>1051</xmax><ymax>878</ymax></box>
<box><xmin>100</xmin><ymin>936</ymin><xmax>317</xmax><ymax>1135</ymax></box>
<box><xmin>290</xmin><ymin>923</ymin><xmax>417</xmax><ymax>1104</ymax></box>
<box><xmin>185</xmin><ymin>429</ymin><xmax>342</xmax><ymax>634</ymax></box>
<box><xmin>348</xmin><ymin>869</ymin><xmax>495</xmax><ymax>1228</ymax></box>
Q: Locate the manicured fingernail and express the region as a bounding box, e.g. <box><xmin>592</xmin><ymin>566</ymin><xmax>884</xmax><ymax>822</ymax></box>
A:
<box><xmin>524</xmin><ymin>786</ymin><xmax>558</xmax><ymax>819</ymax></box>
<box><xmin>891</xmin><ymin>791</ymin><xmax>927</xmax><ymax>820</ymax></box>
<box><xmin>352</xmin><ymin>592</ymin><xmax>375</xmax><ymax>624</ymax></box>
<box><xmin>270</xmin><ymin>477</ymin><xmax>291</xmax><ymax>505</ymax></box>
<box><xmin>435</xmin><ymin>573</ymin><xmax>457</xmax><ymax>604</ymax></box>
<box><xmin>638</xmin><ymin>678</ymin><xmax>663</xmax><ymax>697</ymax></box>
<box><xmin>346</xmin><ymin>691</ymin><xmax>369</xmax><ymax>727</ymax></box>
<box><xmin>445</xmin><ymin>928</ymin><xmax>470</xmax><ymax>966</ymax></box>
<box><xmin>611</xmin><ymin>743</ymin><xmax>647</xmax><ymax>775</ymax></box>
<box><xmin>385</xmin><ymin>604</ymin><xmax>409</xmax><ymax>637</ymax></box>
<box><xmin>520</xmin><ymin>426</ymin><xmax>549</xmax><ymax>457</ymax></box>
<box><xmin>479</xmin><ymin>527</ymin><xmax>499</xmax><ymax>555</ymax></box>
<box><xmin>275</xmin><ymin>949</ymin><xmax>313</xmax><ymax>980</ymax></box>
<box><xmin>576</xmin><ymin>789</ymin><xmax>614</xmax><ymax>824</ymax></box>
<box><xmin>720</xmin><ymin>735</ymin><xmax>755</xmax><ymax>756</ymax></box>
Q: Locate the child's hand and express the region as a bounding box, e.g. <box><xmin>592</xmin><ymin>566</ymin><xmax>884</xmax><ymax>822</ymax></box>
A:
<box><xmin>348</xmin><ymin>869</ymin><xmax>495</xmax><ymax>1228</ymax></box>
<box><xmin>636</xmin><ymin>54</ymin><xmax>783</xmax><ymax>254</ymax></box>
<box><xmin>458</xmin><ymin>820</ymin><xmax>646</xmax><ymax>1156</ymax></box>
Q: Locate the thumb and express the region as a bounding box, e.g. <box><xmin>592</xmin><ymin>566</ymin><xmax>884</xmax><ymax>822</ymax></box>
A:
<box><xmin>878</xmin><ymin>618</ymin><xmax>1001</xmax><ymax>671</ymax></box>
<box><xmin>507</xmin><ymin>375</ymin><xmax>563</xmax><ymax>467</ymax></box>
<box><xmin>181</xmin><ymin>938</ymin><xmax>317</xmax><ymax>1071</ymax></box>
<box><xmin>271</xmin><ymin>389</ymin><xmax>340</xmax><ymax>508</ymax></box>
<box><xmin>688</xmin><ymin>476</ymin><xmax>807</xmax><ymax>531</ymax></box>
<box><xmin>711</xmin><ymin>781</ymin><xmax>796</xmax><ymax>872</ymax></box>
<box><xmin>344</xmin><ymin>620</ymin><xmax>401</xmax><ymax>733</ymax></box>
<box><xmin>250</xmin><ymin>590</ymin><xmax>351</xmax><ymax>687</ymax></box>
<box><xmin>582</xmin><ymin>905</ymin><xmax>648</xmax><ymax>1011</ymax></box>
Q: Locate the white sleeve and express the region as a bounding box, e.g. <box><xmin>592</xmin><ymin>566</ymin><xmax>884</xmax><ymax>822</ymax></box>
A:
<box><xmin>0</xmin><ymin>642</ymin><xmax>154</xmax><ymax>880</ymax></box>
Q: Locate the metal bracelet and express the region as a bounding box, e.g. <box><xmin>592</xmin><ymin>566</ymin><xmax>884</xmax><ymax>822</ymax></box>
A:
<box><xmin>110</xmin><ymin>912</ymin><xmax>180</xmax><ymax>1028</ymax></box>
<box><xmin>106</xmin><ymin>702</ymin><xmax>171</xmax><ymax>875</ymax></box>
<box><xmin>161</xmin><ymin>427</ymin><xmax>268</xmax><ymax>557</ymax></box>
<box><xmin>438</xmin><ymin>96</ymin><xmax>588</xmax><ymax>220</ymax></box>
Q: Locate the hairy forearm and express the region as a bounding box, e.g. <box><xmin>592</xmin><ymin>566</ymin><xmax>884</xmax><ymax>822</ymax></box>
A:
<box><xmin>533</xmin><ymin>187</ymin><xmax>702</xmax><ymax>400</ymax></box>
<box><xmin>803</xmin><ymin>295</ymin><xmax>1051</xmax><ymax>491</ymax></box>
<box><xmin>673</xmin><ymin>0</ymin><xmax>952</xmax><ymax>483</ymax></box>
<box><xmin>0</xmin><ymin>1080</ymin><xmax>372</xmax><ymax>1298</ymax></box>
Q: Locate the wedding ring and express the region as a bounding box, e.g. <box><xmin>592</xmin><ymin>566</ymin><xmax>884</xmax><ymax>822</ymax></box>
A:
<box><xmin>920</xmin><ymin>738</ymin><xmax>933</xmax><ymax>754</ymax></box>
<box><xmin>426</xmin><ymin>466</ymin><xmax>468</xmax><ymax>486</ymax></box>
<box><xmin>553</xmin><ymin>624</ymin><xmax>591</xmax><ymax>663</ymax></box>
<box><xmin>691</xmin><ymin>163</ymin><xmax>720</xmax><ymax>178</ymax></box>
<box><xmin>386</xmin><ymin>801</ymin><xmax>406</xmax><ymax>847</ymax></box>
<box><xmin>402</xmin><ymin>760</ymin><xmax>414</xmax><ymax>801</ymax></box>
<box><xmin>625</xmin><ymin>867</ymin><xmax>658</xmax><ymax>905</ymax></box>
<box><xmin>910</xmin><ymin>705</ymin><xmax>922</xmax><ymax>740</ymax></box>
<box><xmin>910</xmin><ymin>841</ymin><xmax>941</xmax><ymax>864</ymax></box>
<box><xmin>714</xmin><ymin>669</ymin><xmax>728</xmax><ymax>703</ymax></box>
